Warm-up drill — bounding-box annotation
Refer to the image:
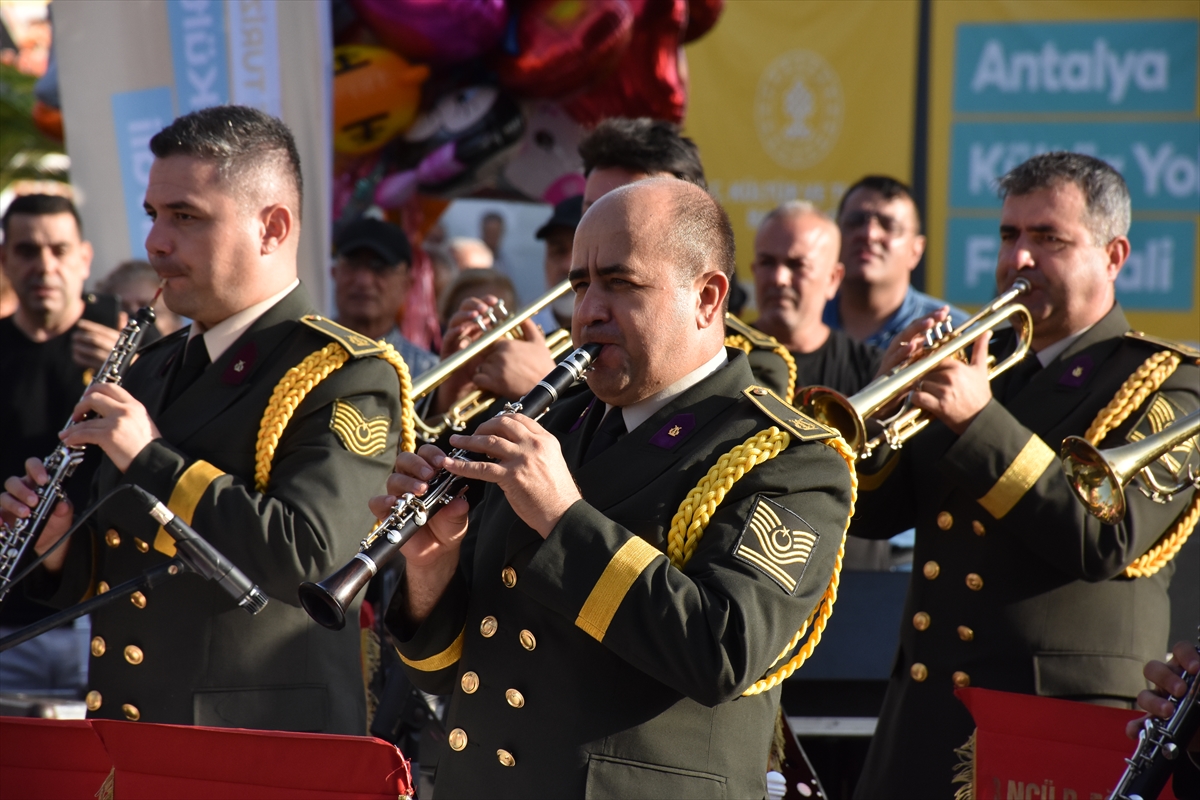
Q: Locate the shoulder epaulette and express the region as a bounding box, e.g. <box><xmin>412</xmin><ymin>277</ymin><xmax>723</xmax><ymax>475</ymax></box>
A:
<box><xmin>742</xmin><ymin>385</ymin><xmax>836</xmax><ymax>442</ymax></box>
<box><xmin>300</xmin><ymin>315</ymin><xmax>387</xmax><ymax>358</ymax></box>
<box><xmin>725</xmin><ymin>314</ymin><xmax>783</xmax><ymax>351</ymax></box>
<box><xmin>1124</xmin><ymin>331</ymin><xmax>1200</xmax><ymax>363</ymax></box>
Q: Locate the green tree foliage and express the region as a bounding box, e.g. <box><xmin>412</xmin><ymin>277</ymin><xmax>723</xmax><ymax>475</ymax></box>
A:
<box><xmin>0</xmin><ymin>62</ymin><xmax>68</xmax><ymax>191</ymax></box>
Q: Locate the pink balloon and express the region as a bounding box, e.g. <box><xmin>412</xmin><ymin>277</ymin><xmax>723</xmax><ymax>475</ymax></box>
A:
<box><xmin>351</xmin><ymin>0</ymin><xmax>509</xmax><ymax>66</ymax></box>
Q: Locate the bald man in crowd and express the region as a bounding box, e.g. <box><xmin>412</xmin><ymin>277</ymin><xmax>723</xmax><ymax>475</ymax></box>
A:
<box><xmin>376</xmin><ymin>178</ymin><xmax>853</xmax><ymax>797</ymax></box>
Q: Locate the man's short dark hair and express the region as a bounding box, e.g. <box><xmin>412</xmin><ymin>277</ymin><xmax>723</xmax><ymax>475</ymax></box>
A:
<box><xmin>663</xmin><ymin>182</ymin><xmax>735</xmax><ymax>308</ymax></box>
<box><xmin>997</xmin><ymin>151</ymin><xmax>1131</xmax><ymax>245</ymax></box>
<box><xmin>836</xmin><ymin>175</ymin><xmax>922</xmax><ymax>234</ymax></box>
<box><xmin>2</xmin><ymin>193</ymin><xmax>83</xmax><ymax>239</ymax></box>
<box><xmin>149</xmin><ymin>105</ymin><xmax>304</xmax><ymax>218</ymax></box>
<box><xmin>579</xmin><ymin>118</ymin><xmax>707</xmax><ymax>189</ymax></box>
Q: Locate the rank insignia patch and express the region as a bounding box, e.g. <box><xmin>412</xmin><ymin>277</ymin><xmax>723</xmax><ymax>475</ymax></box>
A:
<box><xmin>330</xmin><ymin>399</ymin><xmax>391</xmax><ymax>457</ymax></box>
<box><xmin>1127</xmin><ymin>394</ymin><xmax>1198</xmax><ymax>485</ymax></box>
<box><xmin>734</xmin><ymin>497</ymin><xmax>819</xmax><ymax>594</ymax></box>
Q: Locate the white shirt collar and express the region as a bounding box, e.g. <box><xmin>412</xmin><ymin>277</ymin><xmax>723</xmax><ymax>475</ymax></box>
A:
<box><xmin>189</xmin><ymin>279</ymin><xmax>300</xmax><ymax>363</ymax></box>
<box><xmin>1035</xmin><ymin>320</ymin><xmax>1097</xmax><ymax>367</ymax></box>
<box><xmin>611</xmin><ymin>347</ymin><xmax>729</xmax><ymax>434</ymax></box>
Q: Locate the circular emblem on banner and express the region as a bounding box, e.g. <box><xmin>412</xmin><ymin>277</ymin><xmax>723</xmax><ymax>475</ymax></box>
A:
<box><xmin>754</xmin><ymin>50</ymin><xmax>844</xmax><ymax>170</ymax></box>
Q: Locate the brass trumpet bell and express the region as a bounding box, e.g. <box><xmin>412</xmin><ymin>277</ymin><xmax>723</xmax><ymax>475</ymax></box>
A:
<box><xmin>1061</xmin><ymin>407</ymin><xmax>1200</xmax><ymax>525</ymax></box>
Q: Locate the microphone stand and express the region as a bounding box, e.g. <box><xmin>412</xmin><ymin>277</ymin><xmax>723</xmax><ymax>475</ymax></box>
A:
<box><xmin>0</xmin><ymin>558</ymin><xmax>186</xmax><ymax>653</ymax></box>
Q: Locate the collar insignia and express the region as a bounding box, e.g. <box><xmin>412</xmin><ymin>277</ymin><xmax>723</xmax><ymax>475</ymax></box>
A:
<box><xmin>1058</xmin><ymin>355</ymin><xmax>1093</xmax><ymax>388</ymax></box>
<box><xmin>222</xmin><ymin>342</ymin><xmax>258</xmax><ymax>385</ymax></box>
<box><xmin>650</xmin><ymin>414</ymin><xmax>695</xmax><ymax>449</ymax></box>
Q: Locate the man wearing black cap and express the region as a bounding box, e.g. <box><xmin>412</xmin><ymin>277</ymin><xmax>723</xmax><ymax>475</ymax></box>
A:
<box><xmin>534</xmin><ymin>195</ymin><xmax>583</xmax><ymax>334</ymax></box>
<box><xmin>333</xmin><ymin>218</ymin><xmax>438</xmax><ymax>377</ymax></box>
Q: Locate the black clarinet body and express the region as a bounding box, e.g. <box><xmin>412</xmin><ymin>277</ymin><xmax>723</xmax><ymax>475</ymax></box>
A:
<box><xmin>298</xmin><ymin>343</ymin><xmax>603</xmax><ymax>630</ymax></box>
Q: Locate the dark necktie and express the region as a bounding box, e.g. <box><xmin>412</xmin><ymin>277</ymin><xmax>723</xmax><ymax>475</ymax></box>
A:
<box><xmin>165</xmin><ymin>336</ymin><xmax>211</xmax><ymax>407</ymax></box>
<box><xmin>1001</xmin><ymin>352</ymin><xmax>1042</xmax><ymax>403</ymax></box>
<box><xmin>583</xmin><ymin>406</ymin><xmax>627</xmax><ymax>464</ymax></box>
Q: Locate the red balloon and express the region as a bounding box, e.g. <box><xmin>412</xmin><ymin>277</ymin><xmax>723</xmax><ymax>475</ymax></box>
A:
<box><xmin>350</xmin><ymin>0</ymin><xmax>508</xmax><ymax>66</ymax></box>
<box><xmin>495</xmin><ymin>0</ymin><xmax>634</xmax><ymax>99</ymax></box>
<box><xmin>563</xmin><ymin>0</ymin><xmax>688</xmax><ymax>125</ymax></box>
<box><xmin>682</xmin><ymin>0</ymin><xmax>724</xmax><ymax>44</ymax></box>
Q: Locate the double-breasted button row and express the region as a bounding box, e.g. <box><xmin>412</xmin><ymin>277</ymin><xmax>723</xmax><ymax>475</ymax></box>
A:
<box><xmin>82</xmin><ymin>691</ymin><xmax>139</xmax><ymax>720</ymax></box>
<box><xmin>910</xmin><ymin>663</ymin><xmax>972</xmax><ymax>688</ymax></box>
<box><xmin>479</xmin><ymin>616</ymin><xmax>537</xmax><ymax>651</ymax></box>
<box><xmin>936</xmin><ymin>512</ymin><xmax>988</xmax><ymax>536</ymax></box>
<box><xmin>91</xmin><ymin>638</ymin><xmax>145</xmax><ymax>665</ymax></box>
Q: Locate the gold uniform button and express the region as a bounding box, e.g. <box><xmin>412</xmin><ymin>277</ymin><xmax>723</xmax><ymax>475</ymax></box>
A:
<box><xmin>105</xmin><ymin>529</ymin><xmax>121</xmax><ymax>548</ymax></box>
<box><xmin>480</xmin><ymin>616</ymin><xmax>498</xmax><ymax>638</ymax></box>
<box><xmin>912</xmin><ymin>612</ymin><xmax>931</xmax><ymax>631</ymax></box>
<box><xmin>952</xmin><ymin>671</ymin><xmax>971</xmax><ymax>688</ymax></box>
<box><xmin>501</xmin><ymin>567</ymin><xmax>517</xmax><ymax>588</ymax></box>
<box><xmin>505</xmin><ymin>688</ymin><xmax>525</xmax><ymax>708</ymax></box>
<box><xmin>519</xmin><ymin>630</ymin><xmax>536</xmax><ymax>651</ymax></box>
<box><xmin>134</xmin><ymin>537</ymin><xmax>150</xmax><ymax>553</ymax></box>
<box><xmin>130</xmin><ymin>591</ymin><xmax>147</xmax><ymax>609</ymax></box>
<box><xmin>972</xmin><ymin>520</ymin><xmax>986</xmax><ymax>536</ymax></box>
<box><xmin>965</xmin><ymin>573</ymin><xmax>984</xmax><ymax>591</ymax></box>
<box><xmin>97</xmin><ymin>581</ymin><xmax>110</xmax><ymax>594</ymax></box>
<box><xmin>124</xmin><ymin>645</ymin><xmax>144</xmax><ymax>665</ymax></box>
<box><xmin>122</xmin><ymin>704</ymin><xmax>141</xmax><ymax>721</ymax></box>
<box><xmin>957</xmin><ymin>625</ymin><xmax>975</xmax><ymax>642</ymax></box>
<box><xmin>85</xmin><ymin>690</ymin><xmax>102</xmax><ymax>711</ymax></box>
<box><xmin>497</xmin><ymin>749</ymin><xmax>516</xmax><ymax>767</ymax></box>
<box><xmin>90</xmin><ymin>636</ymin><xmax>106</xmax><ymax>657</ymax></box>
<box><xmin>461</xmin><ymin>671</ymin><xmax>479</xmax><ymax>694</ymax></box>
<box><xmin>910</xmin><ymin>663</ymin><xmax>928</xmax><ymax>682</ymax></box>
<box><xmin>448</xmin><ymin>728</ymin><xmax>468</xmax><ymax>751</ymax></box>
<box><xmin>922</xmin><ymin>561</ymin><xmax>940</xmax><ymax>580</ymax></box>
<box><xmin>936</xmin><ymin>511</ymin><xmax>953</xmax><ymax>530</ymax></box>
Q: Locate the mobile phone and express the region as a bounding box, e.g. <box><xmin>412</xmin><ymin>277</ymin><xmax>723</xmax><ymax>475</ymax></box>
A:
<box><xmin>81</xmin><ymin>292</ymin><xmax>122</xmax><ymax>329</ymax></box>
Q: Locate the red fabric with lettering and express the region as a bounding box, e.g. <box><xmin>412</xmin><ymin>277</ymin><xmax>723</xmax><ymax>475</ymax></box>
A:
<box><xmin>0</xmin><ymin>717</ymin><xmax>111</xmax><ymax>799</ymax></box>
<box><xmin>956</xmin><ymin>687</ymin><xmax>1176</xmax><ymax>800</ymax></box>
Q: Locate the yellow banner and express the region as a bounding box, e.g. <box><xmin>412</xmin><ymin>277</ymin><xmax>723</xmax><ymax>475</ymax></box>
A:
<box><xmin>684</xmin><ymin>0</ymin><xmax>921</xmax><ymax>300</ymax></box>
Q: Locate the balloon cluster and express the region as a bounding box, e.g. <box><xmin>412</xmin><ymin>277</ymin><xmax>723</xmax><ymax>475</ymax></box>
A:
<box><xmin>332</xmin><ymin>0</ymin><xmax>724</xmax><ymax>221</ymax></box>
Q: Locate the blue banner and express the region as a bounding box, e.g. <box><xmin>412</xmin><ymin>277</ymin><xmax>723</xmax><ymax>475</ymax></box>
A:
<box><xmin>167</xmin><ymin>0</ymin><xmax>230</xmax><ymax>114</ymax></box>
<box><xmin>111</xmin><ymin>87</ymin><xmax>176</xmax><ymax>259</ymax></box>
<box><xmin>954</xmin><ymin>20</ymin><xmax>1197</xmax><ymax>114</ymax></box>
<box><xmin>950</xmin><ymin>120</ymin><xmax>1200</xmax><ymax>212</ymax></box>
<box><xmin>944</xmin><ymin>216</ymin><xmax>1196</xmax><ymax>312</ymax></box>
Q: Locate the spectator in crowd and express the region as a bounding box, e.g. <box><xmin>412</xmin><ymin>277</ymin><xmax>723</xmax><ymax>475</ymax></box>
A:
<box><xmin>479</xmin><ymin>210</ymin><xmax>510</xmax><ymax>274</ymax></box>
<box><xmin>532</xmin><ymin>194</ymin><xmax>582</xmax><ymax>334</ymax></box>
<box><xmin>826</xmin><ymin>176</ymin><xmax>966</xmax><ymax>348</ymax></box>
<box><xmin>424</xmin><ymin>243</ymin><xmax>457</xmax><ymax>310</ymax></box>
<box><xmin>752</xmin><ymin>200</ymin><xmax>882</xmax><ymax>395</ymax></box>
<box><xmin>0</xmin><ymin>193</ymin><xmax>111</xmax><ymax>697</ymax></box>
<box><xmin>332</xmin><ymin>217</ymin><xmax>438</xmax><ymax>377</ymax></box>
<box><xmin>0</xmin><ymin>269</ymin><xmax>17</xmax><ymax>317</ymax></box>
<box><xmin>98</xmin><ymin>259</ymin><xmax>183</xmax><ymax>337</ymax></box>
<box><xmin>437</xmin><ymin>268</ymin><xmax>517</xmax><ymax>330</ymax></box>
<box><xmin>447</xmin><ymin>237</ymin><xmax>493</xmax><ymax>271</ymax></box>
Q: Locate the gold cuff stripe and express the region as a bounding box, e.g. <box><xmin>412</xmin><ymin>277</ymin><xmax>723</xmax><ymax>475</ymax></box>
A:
<box><xmin>153</xmin><ymin>460</ymin><xmax>225</xmax><ymax>556</ymax></box>
<box><xmin>976</xmin><ymin>435</ymin><xmax>1056</xmax><ymax>520</ymax></box>
<box><xmin>576</xmin><ymin>537</ymin><xmax>662</xmax><ymax>642</ymax></box>
<box><xmin>397</xmin><ymin>628</ymin><xmax>464</xmax><ymax>672</ymax></box>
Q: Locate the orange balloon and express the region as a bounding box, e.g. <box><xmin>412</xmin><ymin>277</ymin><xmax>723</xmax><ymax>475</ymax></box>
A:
<box><xmin>333</xmin><ymin>45</ymin><xmax>430</xmax><ymax>155</ymax></box>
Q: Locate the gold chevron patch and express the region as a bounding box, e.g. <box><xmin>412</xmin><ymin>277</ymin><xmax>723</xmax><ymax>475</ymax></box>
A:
<box><xmin>733</xmin><ymin>496</ymin><xmax>819</xmax><ymax>594</ymax></box>
<box><xmin>330</xmin><ymin>399</ymin><xmax>391</xmax><ymax>457</ymax></box>
<box><xmin>1128</xmin><ymin>393</ymin><xmax>1197</xmax><ymax>480</ymax></box>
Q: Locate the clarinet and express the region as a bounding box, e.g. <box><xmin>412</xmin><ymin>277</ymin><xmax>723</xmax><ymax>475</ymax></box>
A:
<box><xmin>1110</xmin><ymin>630</ymin><xmax>1200</xmax><ymax>800</ymax></box>
<box><xmin>0</xmin><ymin>306</ymin><xmax>157</xmax><ymax>601</ymax></box>
<box><xmin>299</xmin><ymin>342</ymin><xmax>603</xmax><ymax>630</ymax></box>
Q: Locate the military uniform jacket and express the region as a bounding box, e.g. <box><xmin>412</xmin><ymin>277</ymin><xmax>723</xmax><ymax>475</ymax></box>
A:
<box><xmin>852</xmin><ymin>304</ymin><xmax>1200</xmax><ymax>799</ymax></box>
<box><xmin>31</xmin><ymin>285</ymin><xmax>402</xmax><ymax>734</ymax></box>
<box><xmin>386</xmin><ymin>351</ymin><xmax>853</xmax><ymax>799</ymax></box>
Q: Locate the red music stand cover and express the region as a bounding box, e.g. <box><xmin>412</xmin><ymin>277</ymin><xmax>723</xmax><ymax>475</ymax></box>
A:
<box><xmin>956</xmin><ymin>687</ymin><xmax>1176</xmax><ymax>800</ymax></box>
<box><xmin>0</xmin><ymin>717</ymin><xmax>111</xmax><ymax>799</ymax></box>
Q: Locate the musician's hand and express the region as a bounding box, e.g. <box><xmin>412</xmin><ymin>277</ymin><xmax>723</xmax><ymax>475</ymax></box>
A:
<box><xmin>71</xmin><ymin>315</ymin><xmax>126</xmax><ymax>372</ymax></box>
<box><xmin>1127</xmin><ymin>641</ymin><xmax>1200</xmax><ymax>753</ymax></box>
<box><xmin>875</xmin><ymin>306</ymin><xmax>952</xmax><ymax>378</ymax></box>
<box><xmin>431</xmin><ymin>295</ymin><xmax>503</xmax><ymax>414</ymax></box>
<box><xmin>1</xmin><ymin>458</ymin><xmax>73</xmax><ymax>573</ymax></box>
<box><xmin>372</xmin><ymin>446</ymin><xmax>471</xmax><ymax>623</ymax></box>
<box><xmin>909</xmin><ymin>331</ymin><xmax>993</xmax><ymax>436</ymax></box>
<box><xmin>59</xmin><ymin>384</ymin><xmax>161</xmax><ymax>473</ymax></box>
<box><xmin>445</xmin><ymin>413</ymin><xmax>579</xmax><ymax>538</ymax></box>
<box><xmin>473</xmin><ymin>319</ymin><xmax>556</xmax><ymax>401</ymax></box>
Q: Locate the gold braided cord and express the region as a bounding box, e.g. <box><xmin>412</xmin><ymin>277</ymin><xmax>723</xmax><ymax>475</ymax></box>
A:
<box><xmin>254</xmin><ymin>342</ymin><xmax>418</xmax><ymax>494</ymax></box>
<box><xmin>723</xmin><ymin>334</ymin><xmax>797</xmax><ymax>404</ymax></box>
<box><xmin>1083</xmin><ymin>350</ymin><xmax>1195</xmax><ymax>578</ymax></box>
<box><xmin>256</xmin><ymin>343</ymin><xmax>350</xmax><ymax>493</ymax></box>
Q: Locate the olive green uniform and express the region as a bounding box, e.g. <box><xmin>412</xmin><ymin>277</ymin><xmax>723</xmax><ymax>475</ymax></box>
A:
<box><xmin>32</xmin><ymin>285</ymin><xmax>402</xmax><ymax>733</ymax></box>
<box><xmin>387</xmin><ymin>350</ymin><xmax>853</xmax><ymax>799</ymax></box>
<box><xmin>851</xmin><ymin>305</ymin><xmax>1200</xmax><ymax>798</ymax></box>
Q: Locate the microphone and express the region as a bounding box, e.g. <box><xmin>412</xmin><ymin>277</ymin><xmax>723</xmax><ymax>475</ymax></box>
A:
<box><xmin>130</xmin><ymin>486</ymin><xmax>268</xmax><ymax>615</ymax></box>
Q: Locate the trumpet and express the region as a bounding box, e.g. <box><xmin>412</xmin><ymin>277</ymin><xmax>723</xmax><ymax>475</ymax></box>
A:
<box><xmin>299</xmin><ymin>342</ymin><xmax>603</xmax><ymax>630</ymax></box>
<box><xmin>1061</xmin><ymin>407</ymin><xmax>1200</xmax><ymax>524</ymax></box>
<box><xmin>797</xmin><ymin>278</ymin><xmax>1033</xmax><ymax>458</ymax></box>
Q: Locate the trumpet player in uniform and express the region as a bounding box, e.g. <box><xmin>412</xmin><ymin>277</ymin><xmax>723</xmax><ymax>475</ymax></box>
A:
<box><xmin>376</xmin><ymin>178</ymin><xmax>854</xmax><ymax>798</ymax></box>
<box><xmin>1</xmin><ymin>106</ymin><xmax>405</xmax><ymax>733</ymax></box>
<box><xmin>852</xmin><ymin>152</ymin><xmax>1200</xmax><ymax>797</ymax></box>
